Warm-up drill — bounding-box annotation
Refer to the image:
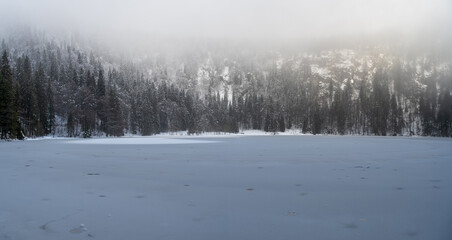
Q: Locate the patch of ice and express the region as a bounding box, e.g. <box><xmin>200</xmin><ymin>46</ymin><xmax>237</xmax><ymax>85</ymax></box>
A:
<box><xmin>67</xmin><ymin>137</ymin><xmax>218</xmax><ymax>145</ymax></box>
<box><xmin>239</xmin><ymin>129</ymin><xmax>313</xmax><ymax>136</ymax></box>
<box><xmin>26</xmin><ymin>136</ymin><xmax>74</xmax><ymax>141</ymax></box>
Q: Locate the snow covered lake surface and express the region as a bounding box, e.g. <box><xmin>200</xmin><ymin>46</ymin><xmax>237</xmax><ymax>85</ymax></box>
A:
<box><xmin>1</xmin><ymin>136</ymin><xmax>451</xmax><ymax>240</ymax></box>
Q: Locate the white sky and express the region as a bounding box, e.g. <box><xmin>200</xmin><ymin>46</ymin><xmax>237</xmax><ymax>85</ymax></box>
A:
<box><xmin>1</xmin><ymin>0</ymin><xmax>451</xmax><ymax>41</ymax></box>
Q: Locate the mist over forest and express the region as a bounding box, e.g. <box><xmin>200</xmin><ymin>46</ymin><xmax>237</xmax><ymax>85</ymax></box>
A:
<box><xmin>1</xmin><ymin>0</ymin><xmax>452</xmax><ymax>139</ymax></box>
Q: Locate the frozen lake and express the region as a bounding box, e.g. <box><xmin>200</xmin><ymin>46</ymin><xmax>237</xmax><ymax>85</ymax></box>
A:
<box><xmin>1</xmin><ymin>136</ymin><xmax>451</xmax><ymax>240</ymax></box>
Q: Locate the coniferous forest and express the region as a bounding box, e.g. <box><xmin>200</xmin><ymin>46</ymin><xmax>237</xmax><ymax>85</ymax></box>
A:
<box><xmin>0</xmin><ymin>30</ymin><xmax>451</xmax><ymax>139</ymax></box>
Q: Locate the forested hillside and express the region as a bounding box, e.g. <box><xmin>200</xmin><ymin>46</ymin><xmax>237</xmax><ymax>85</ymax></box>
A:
<box><xmin>0</xmin><ymin>30</ymin><xmax>451</xmax><ymax>139</ymax></box>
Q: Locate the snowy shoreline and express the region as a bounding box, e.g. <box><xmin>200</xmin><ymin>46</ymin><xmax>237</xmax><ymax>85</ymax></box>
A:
<box><xmin>19</xmin><ymin>129</ymin><xmax>452</xmax><ymax>142</ymax></box>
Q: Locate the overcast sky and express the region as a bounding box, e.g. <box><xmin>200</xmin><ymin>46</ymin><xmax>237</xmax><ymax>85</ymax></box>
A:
<box><xmin>1</xmin><ymin>0</ymin><xmax>451</xmax><ymax>42</ymax></box>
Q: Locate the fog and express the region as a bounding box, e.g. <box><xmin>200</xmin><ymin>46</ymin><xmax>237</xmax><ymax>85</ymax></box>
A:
<box><xmin>1</xmin><ymin>0</ymin><xmax>451</xmax><ymax>51</ymax></box>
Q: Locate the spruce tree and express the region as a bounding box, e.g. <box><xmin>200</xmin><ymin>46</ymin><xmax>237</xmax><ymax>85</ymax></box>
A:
<box><xmin>47</xmin><ymin>79</ymin><xmax>55</xmax><ymax>135</ymax></box>
<box><xmin>96</xmin><ymin>69</ymin><xmax>107</xmax><ymax>132</ymax></box>
<box><xmin>438</xmin><ymin>90</ymin><xmax>451</xmax><ymax>137</ymax></box>
<box><xmin>34</xmin><ymin>63</ymin><xmax>48</xmax><ymax>136</ymax></box>
<box><xmin>82</xmin><ymin>115</ymin><xmax>91</xmax><ymax>138</ymax></box>
<box><xmin>67</xmin><ymin>112</ymin><xmax>75</xmax><ymax>137</ymax></box>
<box><xmin>370</xmin><ymin>68</ymin><xmax>390</xmax><ymax>136</ymax></box>
<box><xmin>107</xmin><ymin>88</ymin><xmax>123</xmax><ymax>136</ymax></box>
<box><xmin>96</xmin><ymin>69</ymin><xmax>106</xmax><ymax>98</ymax></box>
<box><xmin>0</xmin><ymin>51</ymin><xmax>17</xmax><ymax>139</ymax></box>
<box><xmin>13</xmin><ymin>82</ymin><xmax>24</xmax><ymax>140</ymax></box>
<box><xmin>19</xmin><ymin>56</ymin><xmax>39</xmax><ymax>137</ymax></box>
<box><xmin>278</xmin><ymin>115</ymin><xmax>286</xmax><ymax>132</ymax></box>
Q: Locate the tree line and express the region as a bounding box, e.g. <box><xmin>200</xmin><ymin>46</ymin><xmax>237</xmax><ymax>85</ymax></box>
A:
<box><xmin>0</xmin><ymin>34</ymin><xmax>451</xmax><ymax>139</ymax></box>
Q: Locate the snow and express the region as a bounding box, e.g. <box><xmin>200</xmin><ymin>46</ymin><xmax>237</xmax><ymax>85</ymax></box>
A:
<box><xmin>1</xmin><ymin>136</ymin><xmax>451</xmax><ymax>240</ymax></box>
<box><xmin>67</xmin><ymin>137</ymin><xmax>217</xmax><ymax>145</ymax></box>
<box><xmin>133</xmin><ymin>129</ymin><xmax>309</xmax><ymax>137</ymax></box>
<box><xmin>311</xmin><ymin>64</ymin><xmax>331</xmax><ymax>79</ymax></box>
<box><xmin>334</xmin><ymin>50</ymin><xmax>355</xmax><ymax>69</ymax></box>
<box><xmin>238</xmin><ymin>129</ymin><xmax>309</xmax><ymax>136</ymax></box>
<box><xmin>221</xmin><ymin>66</ymin><xmax>230</xmax><ymax>82</ymax></box>
<box><xmin>276</xmin><ymin>58</ymin><xmax>283</xmax><ymax>70</ymax></box>
<box><xmin>25</xmin><ymin>136</ymin><xmax>74</xmax><ymax>141</ymax></box>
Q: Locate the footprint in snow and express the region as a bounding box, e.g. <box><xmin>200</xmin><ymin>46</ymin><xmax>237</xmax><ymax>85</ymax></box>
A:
<box><xmin>69</xmin><ymin>228</ymin><xmax>83</xmax><ymax>234</ymax></box>
<box><xmin>69</xmin><ymin>224</ymin><xmax>88</xmax><ymax>234</ymax></box>
<box><xmin>344</xmin><ymin>223</ymin><xmax>358</xmax><ymax>229</ymax></box>
<box><xmin>430</xmin><ymin>179</ymin><xmax>442</xmax><ymax>183</ymax></box>
<box><xmin>285</xmin><ymin>211</ymin><xmax>297</xmax><ymax>216</ymax></box>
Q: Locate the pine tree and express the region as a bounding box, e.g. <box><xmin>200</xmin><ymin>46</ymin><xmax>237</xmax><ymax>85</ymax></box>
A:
<box><xmin>130</xmin><ymin>97</ymin><xmax>138</xmax><ymax>134</ymax></box>
<box><xmin>82</xmin><ymin>115</ymin><xmax>91</xmax><ymax>138</ymax></box>
<box><xmin>0</xmin><ymin>51</ymin><xmax>18</xmax><ymax>139</ymax></box>
<box><xmin>86</xmin><ymin>70</ymin><xmax>96</xmax><ymax>93</ymax></box>
<box><xmin>333</xmin><ymin>88</ymin><xmax>345</xmax><ymax>134</ymax></box>
<box><xmin>278</xmin><ymin>115</ymin><xmax>286</xmax><ymax>132</ymax></box>
<box><xmin>34</xmin><ymin>63</ymin><xmax>48</xmax><ymax>135</ymax></box>
<box><xmin>106</xmin><ymin>88</ymin><xmax>123</xmax><ymax>136</ymax></box>
<box><xmin>19</xmin><ymin>56</ymin><xmax>39</xmax><ymax>137</ymax></box>
<box><xmin>342</xmin><ymin>79</ymin><xmax>353</xmax><ymax>132</ymax></box>
<box><xmin>186</xmin><ymin>94</ymin><xmax>197</xmax><ymax>134</ymax></box>
<box><xmin>389</xmin><ymin>93</ymin><xmax>404</xmax><ymax>136</ymax></box>
<box><xmin>139</xmin><ymin>87</ymin><xmax>153</xmax><ymax>136</ymax></box>
<box><xmin>67</xmin><ymin>112</ymin><xmax>75</xmax><ymax>137</ymax></box>
<box><xmin>438</xmin><ymin>89</ymin><xmax>451</xmax><ymax>137</ymax></box>
<box><xmin>370</xmin><ymin>68</ymin><xmax>390</xmax><ymax>136</ymax></box>
<box><xmin>47</xmin><ymin>79</ymin><xmax>55</xmax><ymax>135</ymax></box>
<box><xmin>13</xmin><ymin>82</ymin><xmax>24</xmax><ymax>140</ymax></box>
<box><xmin>312</xmin><ymin>102</ymin><xmax>322</xmax><ymax>135</ymax></box>
<box><xmin>358</xmin><ymin>79</ymin><xmax>370</xmax><ymax>135</ymax></box>
<box><xmin>96</xmin><ymin>69</ymin><xmax>107</xmax><ymax>132</ymax></box>
<box><xmin>96</xmin><ymin>69</ymin><xmax>106</xmax><ymax>98</ymax></box>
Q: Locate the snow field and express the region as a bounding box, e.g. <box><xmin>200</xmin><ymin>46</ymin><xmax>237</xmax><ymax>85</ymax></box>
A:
<box><xmin>0</xmin><ymin>136</ymin><xmax>451</xmax><ymax>240</ymax></box>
